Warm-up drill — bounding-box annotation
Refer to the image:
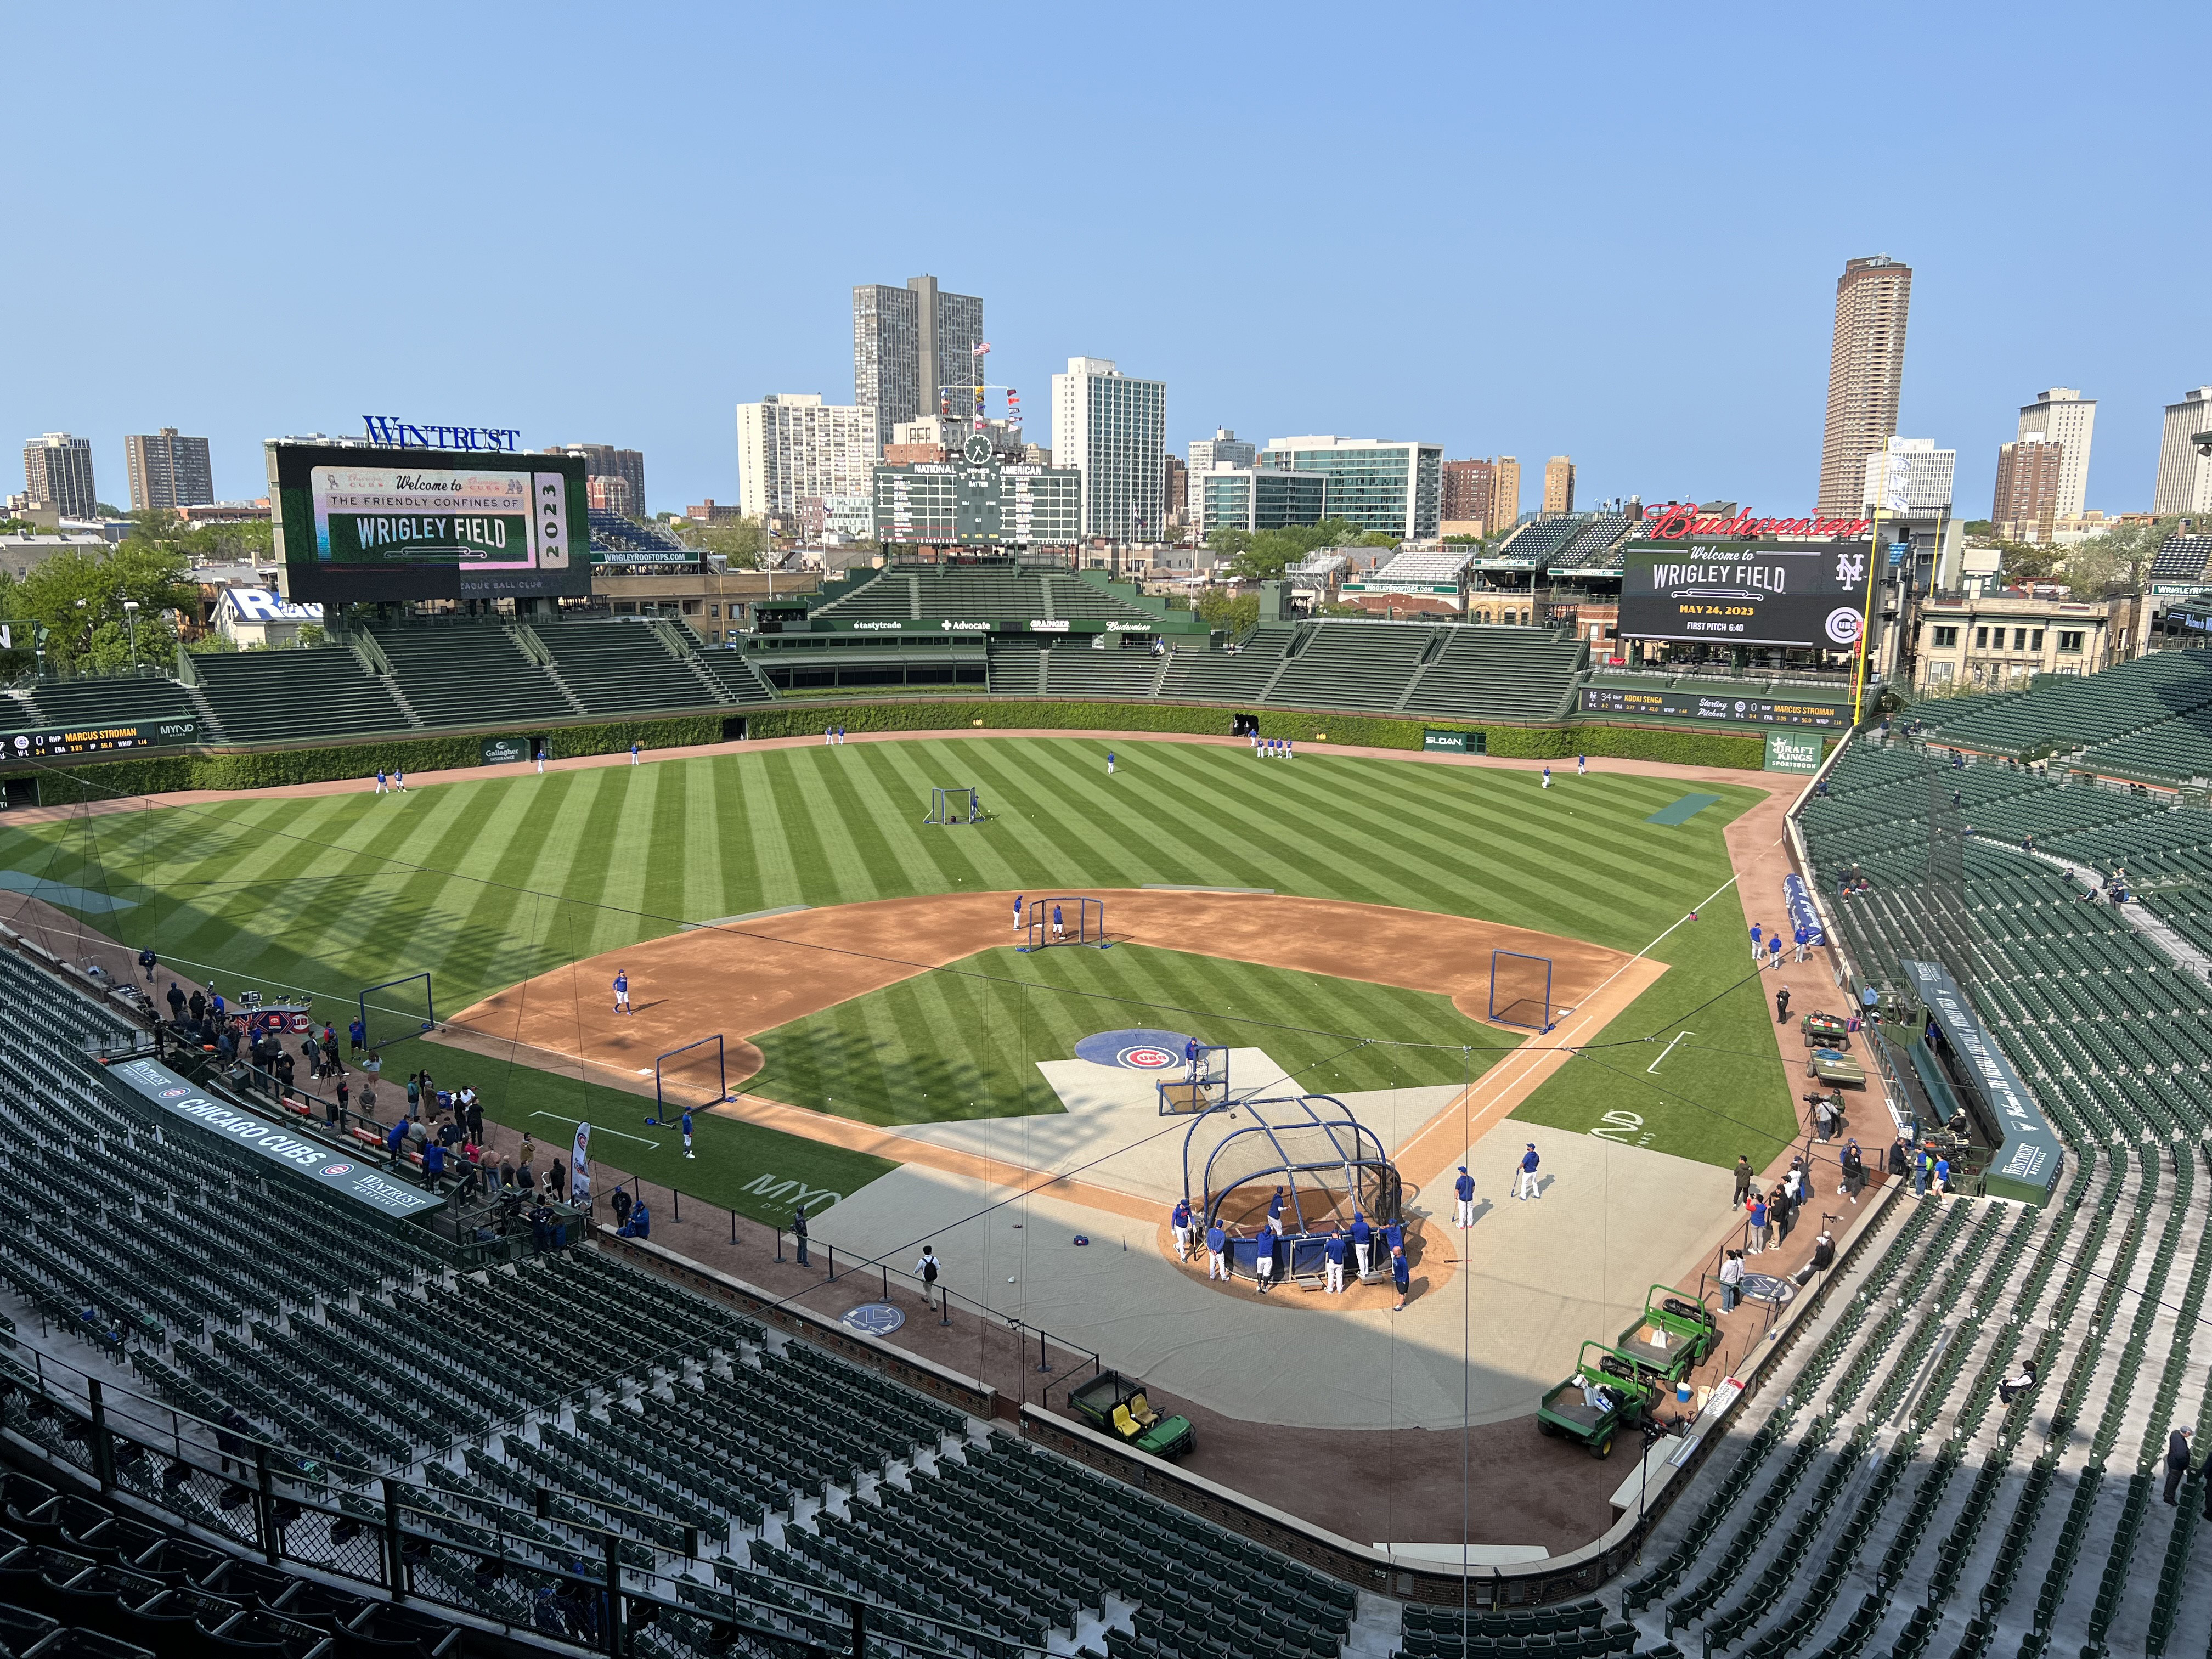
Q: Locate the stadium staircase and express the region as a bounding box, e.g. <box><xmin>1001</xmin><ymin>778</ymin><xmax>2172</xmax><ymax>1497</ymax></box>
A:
<box><xmin>1627</xmin><ymin>735</ymin><xmax>2212</xmax><ymax>1657</ymax></box>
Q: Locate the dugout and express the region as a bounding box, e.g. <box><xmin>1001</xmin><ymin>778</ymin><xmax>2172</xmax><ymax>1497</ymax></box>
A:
<box><xmin>1183</xmin><ymin>1093</ymin><xmax>1401</xmax><ymax>1280</ymax></box>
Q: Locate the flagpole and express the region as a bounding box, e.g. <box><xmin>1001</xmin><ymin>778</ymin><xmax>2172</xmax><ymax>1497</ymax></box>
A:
<box><xmin>1851</xmin><ymin>453</ymin><xmax>1888</xmax><ymax>726</ymax></box>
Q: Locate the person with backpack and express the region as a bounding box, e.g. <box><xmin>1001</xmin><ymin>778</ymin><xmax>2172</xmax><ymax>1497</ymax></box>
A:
<box><xmin>915</xmin><ymin>1245</ymin><xmax>941</xmax><ymax>1310</ymax></box>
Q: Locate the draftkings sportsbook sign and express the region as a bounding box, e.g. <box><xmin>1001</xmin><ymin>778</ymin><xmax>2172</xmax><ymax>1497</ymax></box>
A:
<box><xmin>105</xmin><ymin>1057</ymin><xmax>444</xmax><ymax>1219</ymax></box>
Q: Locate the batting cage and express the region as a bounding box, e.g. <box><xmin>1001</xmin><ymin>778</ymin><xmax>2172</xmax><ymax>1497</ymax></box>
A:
<box><xmin>923</xmin><ymin>786</ymin><xmax>983</xmax><ymax>826</ymax></box>
<box><xmin>656</xmin><ymin>1034</ymin><xmax>730</xmax><ymax>1117</ymax></box>
<box><xmin>1488</xmin><ymin>950</ymin><xmax>1558</xmax><ymax>1032</ymax></box>
<box><xmin>1184</xmin><ymin>1093</ymin><xmax>1401</xmax><ymax>1278</ymax></box>
<box><xmin>1018</xmin><ymin>896</ymin><xmax>1111</xmax><ymax>953</ymax></box>
<box><xmin>358</xmin><ymin>972</ymin><xmax>436</xmax><ymax>1050</ymax></box>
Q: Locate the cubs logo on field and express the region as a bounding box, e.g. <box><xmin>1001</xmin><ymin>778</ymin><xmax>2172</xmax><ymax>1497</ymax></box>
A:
<box><xmin>1075</xmin><ymin>1028</ymin><xmax>1203</xmax><ymax>1070</ymax></box>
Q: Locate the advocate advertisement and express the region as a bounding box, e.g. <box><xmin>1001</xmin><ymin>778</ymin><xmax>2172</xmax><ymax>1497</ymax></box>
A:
<box><xmin>269</xmin><ymin>441</ymin><xmax>590</xmax><ymax>603</ymax></box>
<box><xmin>1620</xmin><ymin>537</ymin><xmax>1875</xmax><ymax>650</ymax></box>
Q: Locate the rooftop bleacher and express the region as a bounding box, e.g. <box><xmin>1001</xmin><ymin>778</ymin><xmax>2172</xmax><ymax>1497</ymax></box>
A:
<box><xmin>1549</xmin><ymin>511</ymin><xmax>1636</xmax><ymax>572</ymax></box>
<box><xmin>2148</xmin><ymin>533</ymin><xmax>2212</xmax><ymax>582</ymax></box>
<box><xmin>586</xmin><ymin>509</ymin><xmax>691</xmax><ymax>555</ymax></box>
<box><xmin>1484</xmin><ymin>516</ymin><xmax>1582</xmax><ymax>567</ymax></box>
<box><xmin>1367</xmin><ymin>548</ymin><xmax>1475</xmax><ymax>584</ymax></box>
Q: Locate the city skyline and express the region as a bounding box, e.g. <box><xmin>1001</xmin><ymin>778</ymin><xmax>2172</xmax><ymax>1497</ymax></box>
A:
<box><xmin>4</xmin><ymin>4</ymin><xmax>2207</xmax><ymax>525</ymax></box>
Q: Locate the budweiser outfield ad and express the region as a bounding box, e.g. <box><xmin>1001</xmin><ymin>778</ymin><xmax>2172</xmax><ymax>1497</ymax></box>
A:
<box><xmin>269</xmin><ymin>441</ymin><xmax>589</xmax><ymax>603</ymax></box>
<box><xmin>1618</xmin><ymin>508</ymin><xmax>1876</xmax><ymax>650</ymax></box>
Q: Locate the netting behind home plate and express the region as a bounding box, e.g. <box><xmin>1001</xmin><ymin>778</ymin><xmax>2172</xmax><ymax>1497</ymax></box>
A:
<box><xmin>1186</xmin><ymin>1093</ymin><xmax>1401</xmax><ymax>1233</ymax></box>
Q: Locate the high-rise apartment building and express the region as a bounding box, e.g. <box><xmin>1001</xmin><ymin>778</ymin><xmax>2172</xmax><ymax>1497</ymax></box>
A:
<box><xmin>2014</xmin><ymin>390</ymin><xmax>2094</xmax><ymax>521</ymax></box>
<box><xmin>122</xmin><ymin>428</ymin><xmax>213</xmax><ymax>512</ymax></box>
<box><xmin>853</xmin><ymin>275</ymin><xmax>985</xmax><ymax>442</ymax></box>
<box><xmin>1185</xmin><ymin>428</ymin><xmax>1256</xmax><ymax>525</ymax></box>
<box><xmin>545</xmin><ymin>443</ymin><xmax>646</xmax><ymax>518</ymax></box>
<box><xmin>1815</xmin><ymin>255</ymin><xmax>1913</xmax><ymax>518</ymax></box>
<box><xmin>1052</xmin><ymin>358</ymin><xmax>1167</xmax><ymax>541</ymax></box>
<box><xmin>1542</xmin><ymin>456</ymin><xmax>1576</xmax><ymax>517</ymax></box>
<box><xmin>21</xmin><ymin>433</ymin><xmax>97</xmax><ymax>519</ymax></box>
<box><xmin>1163</xmin><ymin>456</ymin><xmax>1187</xmax><ymax>527</ymax></box>
<box><xmin>2153</xmin><ymin>388</ymin><xmax>2212</xmax><ymax>516</ymax></box>
<box><xmin>1495</xmin><ymin>457</ymin><xmax>1521</xmax><ymax>529</ymax></box>
<box><xmin>1197</xmin><ymin>467</ymin><xmax>1327</xmax><ymax>537</ymax></box>
<box><xmin>1440</xmin><ymin>459</ymin><xmax>1497</xmax><ymax>533</ymax></box>
<box><xmin>1992</xmin><ymin>435</ymin><xmax>2065</xmax><ymax>543</ymax></box>
<box><xmin>1859</xmin><ymin>437</ymin><xmax>1956</xmax><ymax>517</ymax></box>
<box><xmin>1255</xmin><ymin>436</ymin><xmax>1442</xmax><ymax>540</ymax></box>
<box><xmin>735</xmin><ymin>394</ymin><xmax>878</xmax><ymax>522</ymax></box>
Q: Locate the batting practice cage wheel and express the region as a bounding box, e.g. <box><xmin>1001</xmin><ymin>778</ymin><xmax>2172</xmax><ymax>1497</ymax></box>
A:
<box><xmin>923</xmin><ymin>786</ymin><xmax>983</xmax><ymax>826</ymax></box>
<box><xmin>1489</xmin><ymin>949</ymin><xmax>1560</xmax><ymax>1033</ymax></box>
<box><xmin>1018</xmin><ymin>896</ymin><xmax>1111</xmax><ymax>952</ymax></box>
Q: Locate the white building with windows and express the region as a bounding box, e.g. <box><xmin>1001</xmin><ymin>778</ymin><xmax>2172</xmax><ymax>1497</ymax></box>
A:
<box><xmin>2015</xmin><ymin>388</ymin><xmax>2095</xmax><ymax>520</ymax></box>
<box><xmin>735</xmin><ymin>394</ymin><xmax>878</xmax><ymax>522</ymax></box>
<box><xmin>1052</xmin><ymin>358</ymin><xmax>1166</xmax><ymax>542</ymax></box>
<box><xmin>2154</xmin><ymin>388</ymin><xmax>2212</xmax><ymax>516</ymax></box>
<box><xmin>1185</xmin><ymin>427</ymin><xmax>1256</xmax><ymax>525</ymax></box>
<box><xmin>1859</xmin><ymin>436</ymin><xmax>1956</xmax><ymax>516</ymax></box>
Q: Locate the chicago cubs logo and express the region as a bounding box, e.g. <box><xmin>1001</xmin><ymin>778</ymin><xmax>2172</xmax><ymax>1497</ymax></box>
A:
<box><xmin>1824</xmin><ymin>607</ymin><xmax>1864</xmax><ymax>646</ymax></box>
<box><xmin>321</xmin><ymin>1163</ymin><xmax>353</xmax><ymax>1177</ymax></box>
<box><xmin>157</xmin><ymin>1086</ymin><xmax>190</xmax><ymax>1099</ymax></box>
<box><xmin>1120</xmin><ymin>1046</ymin><xmax>1178</xmax><ymax>1070</ymax></box>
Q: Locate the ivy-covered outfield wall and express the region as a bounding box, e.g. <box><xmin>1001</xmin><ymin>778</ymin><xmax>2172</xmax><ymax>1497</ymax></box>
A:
<box><xmin>7</xmin><ymin>697</ymin><xmax>1823</xmax><ymax>805</ymax></box>
<box><xmin>726</xmin><ymin>699</ymin><xmax>1790</xmax><ymax>767</ymax></box>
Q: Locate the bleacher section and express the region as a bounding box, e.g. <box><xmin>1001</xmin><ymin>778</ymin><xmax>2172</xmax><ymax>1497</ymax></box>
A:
<box><xmin>1034</xmin><ymin>640</ymin><xmax>1167</xmax><ymax>699</ymax></box>
<box><xmin>529</xmin><ymin>619</ymin><xmax>724</xmax><ymax>715</ymax></box>
<box><xmin>16</xmin><ymin>674</ymin><xmax>201</xmax><ymax>732</ymax></box>
<box><xmin>191</xmin><ymin>648</ymin><xmax>410</xmax><ymax>743</ymax></box>
<box><xmin>1658</xmin><ymin>736</ymin><xmax>2212</xmax><ymax>1657</ymax></box>
<box><xmin>1487</xmin><ymin>517</ymin><xmax>1582</xmax><ymax>568</ymax></box>
<box><xmin>691</xmin><ymin>649</ymin><xmax>777</xmax><ymax>704</ymax></box>
<box><xmin>1156</xmin><ymin>624</ymin><xmax>1300</xmax><ymax>703</ymax></box>
<box><xmin>367</xmin><ymin>623</ymin><xmax>578</xmax><ymax>727</ymax></box>
<box><xmin>1548</xmin><ymin>512</ymin><xmax>1635</xmax><ymax>573</ymax></box>
<box><xmin>1401</xmin><ymin>627</ymin><xmax>1586</xmax><ymax>721</ymax></box>
<box><xmin>2147</xmin><ymin>533</ymin><xmax>2212</xmax><ymax>584</ymax></box>
<box><xmin>0</xmin><ymin>944</ymin><xmax>1430</xmax><ymax>1659</ymax></box>
<box><xmin>809</xmin><ymin>565</ymin><xmax>1165</xmax><ymax>628</ymax></box>
<box><xmin>1914</xmin><ymin>647</ymin><xmax>2212</xmax><ymax>761</ymax></box>
<box><xmin>1265</xmin><ymin>622</ymin><xmax>1440</xmax><ymax>712</ymax></box>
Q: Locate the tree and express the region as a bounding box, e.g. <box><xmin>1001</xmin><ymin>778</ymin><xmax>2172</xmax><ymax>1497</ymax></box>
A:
<box><xmin>1442</xmin><ymin>533</ymin><xmax>1483</xmax><ymax>546</ymax></box>
<box><xmin>673</xmin><ymin>516</ymin><xmax>767</xmax><ymax>568</ymax></box>
<box><xmin>1223</xmin><ymin>517</ymin><xmax>1366</xmax><ymax>583</ymax></box>
<box><xmin>1204</xmin><ymin>527</ymin><xmax>1254</xmax><ymax>563</ymax></box>
<box><xmin>5</xmin><ymin>535</ymin><xmax>196</xmax><ymax>674</ymax></box>
<box><xmin>2063</xmin><ymin>517</ymin><xmax>2183</xmax><ymax>599</ymax></box>
<box><xmin>1991</xmin><ymin>540</ymin><xmax>2063</xmax><ymax>586</ymax></box>
<box><xmin>1356</xmin><ymin>531</ymin><xmax>1400</xmax><ymax>550</ymax></box>
<box><xmin>1195</xmin><ymin>588</ymin><xmax>1260</xmax><ymax>634</ymax></box>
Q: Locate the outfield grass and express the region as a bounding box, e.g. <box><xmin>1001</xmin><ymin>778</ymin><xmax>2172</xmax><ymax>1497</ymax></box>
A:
<box><xmin>415</xmin><ymin>1051</ymin><xmax>898</xmax><ymax>1224</ymax></box>
<box><xmin>742</xmin><ymin>943</ymin><xmax>1518</xmax><ymax>1124</ymax></box>
<box><xmin>0</xmin><ymin>738</ymin><xmax>1795</xmax><ymax>1166</ymax></box>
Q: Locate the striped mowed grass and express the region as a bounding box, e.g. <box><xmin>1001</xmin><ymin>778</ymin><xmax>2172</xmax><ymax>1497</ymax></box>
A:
<box><xmin>0</xmin><ymin>738</ymin><xmax>1795</xmax><ymax>1165</ymax></box>
<box><xmin>741</xmin><ymin>942</ymin><xmax>1517</xmax><ymax>1125</ymax></box>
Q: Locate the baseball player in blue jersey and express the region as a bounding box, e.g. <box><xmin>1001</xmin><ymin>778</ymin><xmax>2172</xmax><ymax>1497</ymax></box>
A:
<box><xmin>613</xmin><ymin>970</ymin><xmax>631</xmax><ymax>1015</ymax></box>
<box><xmin>681</xmin><ymin>1108</ymin><xmax>693</xmax><ymax>1158</ymax></box>
<box><xmin>1454</xmin><ymin>1165</ymin><xmax>1476</xmax><ymax>1228</ymax></box>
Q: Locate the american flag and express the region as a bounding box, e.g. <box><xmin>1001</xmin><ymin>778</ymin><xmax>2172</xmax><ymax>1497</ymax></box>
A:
<box><xmin>973</xmin><ymin>342</ymin><xmax>991</xmax><ymax>356</ymax></box>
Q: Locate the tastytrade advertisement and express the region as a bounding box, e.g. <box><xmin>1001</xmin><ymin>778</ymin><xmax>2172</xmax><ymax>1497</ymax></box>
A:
<box><xmin>269</xmin><ymin>442</ymin><xmax>589</xmax><ymax>602</ymax></box>
<box><xmin>1619</xmin><ymin>537</ymin><xmax>1876</xmax><ymax>649</ymax></box>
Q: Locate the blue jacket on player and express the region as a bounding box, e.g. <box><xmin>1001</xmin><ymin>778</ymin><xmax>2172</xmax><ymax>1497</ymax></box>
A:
<box><xmin>1351</xmin><ymin>1214</ymin><xmax>1372</xmax><ymax>1249</ymax></box>
<box><xmin>1455</xmin><ymin>1171</ymin><xmax>1476</xmax><ymax>1202</ymax></box>
<box><xmin>1384</xmin><ymin>1219</ymin><xmax>1405</xmax><ymax>1255</ymax></box>
<box><xmin>1171</xmin><ymin>1198</ymin><xmax>1191</xmax><ymax>1230</ymax></box>
<box><xmin>1324</xmin><ymin>1232</ymin><xmax>1346</xmax><ymax>1263</ymax></box>
<box><xmin>681</xmin><ymin>1109</ymin><xmax>693</xmax><ymax>1137</ymax></box>
<box><xmin>1205</xmin><ymin>1223</ymin><xmax>1226</xmax><ymax>1256</ymax></box>
<box><xmin>1521</xmin><ymin>1147</ymin><xmax>1542</xmax><ymax>1175</ymax></box>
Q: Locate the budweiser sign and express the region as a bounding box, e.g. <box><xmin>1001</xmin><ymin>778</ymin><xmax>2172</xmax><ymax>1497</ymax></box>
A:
<box><xmin>1640</xmin><ymin>505</ymin><xmax>1873</xmax><ymax>541</ymax></box>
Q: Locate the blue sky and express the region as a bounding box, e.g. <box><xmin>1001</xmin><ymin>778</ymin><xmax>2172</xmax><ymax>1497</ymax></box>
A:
<box><xmin>7</xmin><ymin>2</ymin><xmax>2205</xmax><ymax>522</ymax></box>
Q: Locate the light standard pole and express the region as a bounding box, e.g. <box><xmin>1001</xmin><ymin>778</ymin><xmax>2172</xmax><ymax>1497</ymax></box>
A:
<box><xmin>122</xmin><ymin>600</ymin><xmax>140</xmax><ymax>667</ymax></box>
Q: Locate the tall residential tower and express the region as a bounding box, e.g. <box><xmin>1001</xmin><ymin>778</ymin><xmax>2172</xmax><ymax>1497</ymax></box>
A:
<box><xmin>21</xmin><ymin>434</ymin><xmax>97</xmax><ymax>518</ymax></box>
<box><xmin>853</xmin><ymin>275</ymin><xmax>985</xmax><ymax>442</ymax></box>
<box><xmin>1815</xmin><ymin>255</ymin><xmax>1913</xmax><ymax>518</ymax></box>
<box><xmin>122</xmin><ymin>428</ymin><xmax>213</xmax><ymax>512</ymax></box>
<box><xmin>1053</xmin><ymin>358</ymin><xmax>1167</xmax><ymax>542</ymax></box>
<box><xmin>2014</xmin><ymin>389</ymin><xmax>2095</xmax><ymax>520</ymax></box>
<box><xmin>2154</xmin><ymin>389</ymin><xmax>2212</xmax><ymax>516</ymax></box>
